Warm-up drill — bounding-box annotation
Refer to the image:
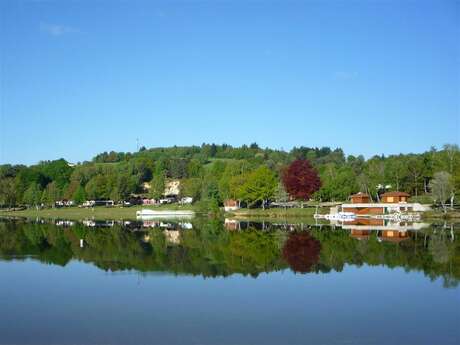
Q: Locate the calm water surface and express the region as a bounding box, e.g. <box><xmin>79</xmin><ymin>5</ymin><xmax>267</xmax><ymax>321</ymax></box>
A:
<box><xmin>0</xmin><ymin>218</ymin><xmax>459</xmax><ymax>345</ymax></box>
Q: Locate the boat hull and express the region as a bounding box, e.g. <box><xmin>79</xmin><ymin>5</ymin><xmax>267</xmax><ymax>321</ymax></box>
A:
<box><xmin>136</xmin><ymin>209</ymin><xmax>195</xmax><ymax>218</ymax></box>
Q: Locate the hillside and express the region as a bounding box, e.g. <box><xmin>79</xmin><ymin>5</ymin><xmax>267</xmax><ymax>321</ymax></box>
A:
<box><xmin>0</xmin><ymin>143</ymin><xmax>458</xmax><ymax>208</ymax></box>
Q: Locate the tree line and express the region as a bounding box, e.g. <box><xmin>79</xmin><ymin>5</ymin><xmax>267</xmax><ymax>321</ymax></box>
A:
<box><xmin>0</xmin><ymin>219</ymin><xmax>458</xmax><ymax>286</ymax></box>
<box><xmin>0</xmin><ymin>143</ymin><xmax>458</xmax><ymax>208</ymax></box>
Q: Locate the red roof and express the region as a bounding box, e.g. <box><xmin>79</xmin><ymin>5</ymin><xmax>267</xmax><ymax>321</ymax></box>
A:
<box><xmin>350</xmin><ymin>192</ymin><xmax>369</xmax><ymax>198</ymax></box>
<box><xmin>381</xmin><ymin>191</ymin><xmax>410</xmax><ymax>197</ymax></box>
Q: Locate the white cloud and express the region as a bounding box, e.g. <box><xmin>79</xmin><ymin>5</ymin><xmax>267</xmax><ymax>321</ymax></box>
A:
<box><xmin>40</xmin><ymin>22</ymin><xmax>80</xmax><ymax>36</ymax></box>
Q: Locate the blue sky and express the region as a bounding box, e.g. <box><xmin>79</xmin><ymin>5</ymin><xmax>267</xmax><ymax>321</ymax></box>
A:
<box><xmin>1</xmin><ymin>0</ymin><xmax>459</xmax><ymax>165</ymax></box>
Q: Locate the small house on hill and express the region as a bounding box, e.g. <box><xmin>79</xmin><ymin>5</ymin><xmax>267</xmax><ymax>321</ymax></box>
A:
<box><xmin>350</xmin><ymin>192</ymin><xmax>370</xmax><ymax>203</ymax></box>
<box><xmin>380</xmin><ymin>191</ymin><xmax>410</xmax><ymax>203</ymax></box>
<box><xmin>224</xmin><ymin>199</ymin><xmax>239</xmax><ymax>212</ymax></box>
<box><xmin>340</xmin><ymin>191</ymin><xmax>429</xmax><ymax>215</ymax></box>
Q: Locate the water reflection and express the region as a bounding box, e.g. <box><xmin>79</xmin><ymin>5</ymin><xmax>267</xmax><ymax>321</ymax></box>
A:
<box><xmin>0</xmin><ymin>217</ymin><xmax>459</xmax><ymax>287</ymax></box>
<box><xmin>282</xmin><ymin>232</ymin><xmax>321</xmax><ymax>273</ymax></box>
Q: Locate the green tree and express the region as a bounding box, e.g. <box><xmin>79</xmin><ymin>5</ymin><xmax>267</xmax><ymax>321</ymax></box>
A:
<box><xmin>239</xmin><ymin>166</ymin><xmax>277</xmax><ymax>209</ymax></box>
<box><xmin>39</xmin><ymin>159</ymin><xmax>73</xmax><ymax>190</ymax></box>
<box><xmin>386</xmin><ymin>157</ymin><xmax>407</xmax><ymax>191</ymax></box>
<box><xmin>72</xmin><ymin>185</ymin><xmax>86</xmax><ymax>204</ymax></box>
<box><xmin>41</xmin><ymin>181</ymin><xmax>61</xmax><ymax>206</ymax></box>
<box><xmin>64</xmin><ymin>180</ymin><xmax>80</xmax><ymax>200</ymax></box>
<box><xmin>187</xmin><ymin>159</ymin><xmax>203</xmax><ymax>178</ymax></box>
<box><xmin>110</xmin><ymin>173</ymin><xmax>131</xmax><ymax>201</ymax></box>
<box><xmin>407</xmin><ymin>156</ymin><xmax>424</xmax><ymax>197</ymax></box>
<box><xmin>275</xmin><ymin>182</ymin><xmax>289</xmax><ymax>203</ymax></box>
<box><xmin>429</xmin><ymin>171</ymin><xmax>454</xmax><ymax>213</ymax></box>
<box><xmin>443</xmin><ymin>144</ymin><xmax>459</xmax><ymax>175</ymax></box>
<box><xmin>317</xmin><ymin>164</ymin><xmax>358</xmax><ymax>201</ymax></box>
<box><xmin>23</xmin><ymin>183</ymin><xmax>42</xmax><ymax>207</ymax></box>
<box><xmin>0</xmin><ymin>178</ymin><xmax>17</xmax><ymax>207</ymax></box>
<box><xmin>180</xmin><ymin>178</ymin><xmax>202</xmax><ymax>201</ymax></box>
<box><xmin>201</xmin><ymin>177</ymin><xmax>220</xmax><ymax>202</ymax></box>
<box><xmin>85</xmin><ymin>175</ymin><xmax>108</xmax><ymax>200</ymax></box>
<box><xmin>150</xmin><ymin>167</ymin><xmax>165</xmax><ymax>199</ymax></box>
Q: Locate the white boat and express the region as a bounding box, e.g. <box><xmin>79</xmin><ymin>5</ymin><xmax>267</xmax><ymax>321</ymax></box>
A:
<box><xmin>324</xmin><ymin>212</ymin><xmax>356</xmax><ymax>222</ymax></box>
<box><xmin>373</xmin><ymin>212</ymin><xmax>421</xmax><ymax>221</ymax></box>
<box><xmin>136</xmin><ymin>209</ymin><xmax>195</xmax><ymax>218</ymax></box>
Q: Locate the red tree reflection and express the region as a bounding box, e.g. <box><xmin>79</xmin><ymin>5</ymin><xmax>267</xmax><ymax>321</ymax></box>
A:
<box><xmin>282</xmin><ymin>232</ymin><xmax>321</xmax><ymax>273</ymax></box>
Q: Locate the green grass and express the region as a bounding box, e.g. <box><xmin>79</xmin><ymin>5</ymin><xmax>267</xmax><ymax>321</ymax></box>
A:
<box><xmin>226</xmin><ymin>207</ymin><xmax>321</xmax><ymax>219</ymax></box>
<box><xmin>0</xmin><ymin>204</ymin><xmax>196</xmax><ymax>221</ymax></box>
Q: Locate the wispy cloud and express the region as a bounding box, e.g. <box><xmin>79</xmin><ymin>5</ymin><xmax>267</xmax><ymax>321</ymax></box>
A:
<box><xmin>40</xmin><ymin>22</ymin><xmax>80</xmax><ymax>36</ymax></box>
<box><xmin>334</xmin><ymin>71</ymin><xmax>357</xmax><ymax>81</ymax></box>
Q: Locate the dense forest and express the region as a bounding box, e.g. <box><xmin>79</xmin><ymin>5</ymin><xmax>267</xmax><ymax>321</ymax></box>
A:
<box><xmin>0</xmin><ymin>219</ymin><xmax>458</xmax><ymax>287</ymax></box>
<box><xmin>0</xmin><ymin>143</ymin><xmax>459</xmax><ymax>208</ymax></box>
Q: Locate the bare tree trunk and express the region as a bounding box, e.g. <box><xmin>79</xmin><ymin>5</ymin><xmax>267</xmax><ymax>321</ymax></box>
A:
<box><xmin>451</xmin><ymin>194</ymin><xmax>454</xmax><ymax>210</ymax></box>
<box><xmin>366</xmin><ymin>186</ymin><xmax>372</xmax><ymax>201</ymax></box>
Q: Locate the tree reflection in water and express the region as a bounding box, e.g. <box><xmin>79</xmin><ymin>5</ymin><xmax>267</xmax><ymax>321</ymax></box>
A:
<box><xmin>282</xmin><ymin>232</ymin><xmax>321</xmax><ymax>273</ymax></box>
<box><xmin>0</xmin><ymin>218</ymin><xmax>459</xmax><ymax>287</ymax></box>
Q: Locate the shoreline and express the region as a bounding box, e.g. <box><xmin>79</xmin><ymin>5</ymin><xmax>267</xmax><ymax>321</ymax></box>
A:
<box><xmin>0</xmin><ymin>205</ymin><xmax>324</xmax><ymax>221</ymax></box>
<box><xmin>1</xmin><ymin>205</ymin><xmax>458</xmax><ymax>222</ymax></box>
<box><xmin>0</xmin><ymin>205</ymin><xmax>196</xmax><ymax>221</ymax></box>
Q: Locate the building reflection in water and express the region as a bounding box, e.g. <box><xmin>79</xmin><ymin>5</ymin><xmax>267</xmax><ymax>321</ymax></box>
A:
<box><xmin>53</xmin><ymin>218</ymin><xmax>194</xmax><ymax>232</ymax></box>
<box><xmin>223</xmin><ymin>217</ymin><xmax>435</xmax><ymax>245</ymax></box>
<box><xmin>332</xmin><ymin>218</ymin><xmax>431</xmax><ymax>243</ymax></box>
<box><xmin>13</xmin><ymin>216</ymin><xmax>445</xmax><ymax>246</ymax></box>
<box><xmin>0</xmin><ymin>217</ymin><xmax>457</xmax><ymax>284</ymax></box>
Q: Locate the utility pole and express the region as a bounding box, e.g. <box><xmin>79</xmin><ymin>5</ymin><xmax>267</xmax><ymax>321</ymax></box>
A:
<box><xmin>136</xmin><ymin>138</ymin><xmax>139</xmax><ymax>151</ymax></box>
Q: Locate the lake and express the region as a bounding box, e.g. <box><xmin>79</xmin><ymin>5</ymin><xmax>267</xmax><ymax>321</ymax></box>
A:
<box><xmin>0</xmin><ymin>217</ymin><xmax>459</xmax><ymax>345</ymax></box>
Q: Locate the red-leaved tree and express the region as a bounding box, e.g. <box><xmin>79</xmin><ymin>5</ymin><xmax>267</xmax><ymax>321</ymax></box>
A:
<box><xmin>282</xmin><ymin>159</ymin><xmax>321</xmax><ymax>200</ymax></box>
<box><xmin>282</xmin><ymin>232</ymin><xmax>321</xmax><ymax>273</ymax></box>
